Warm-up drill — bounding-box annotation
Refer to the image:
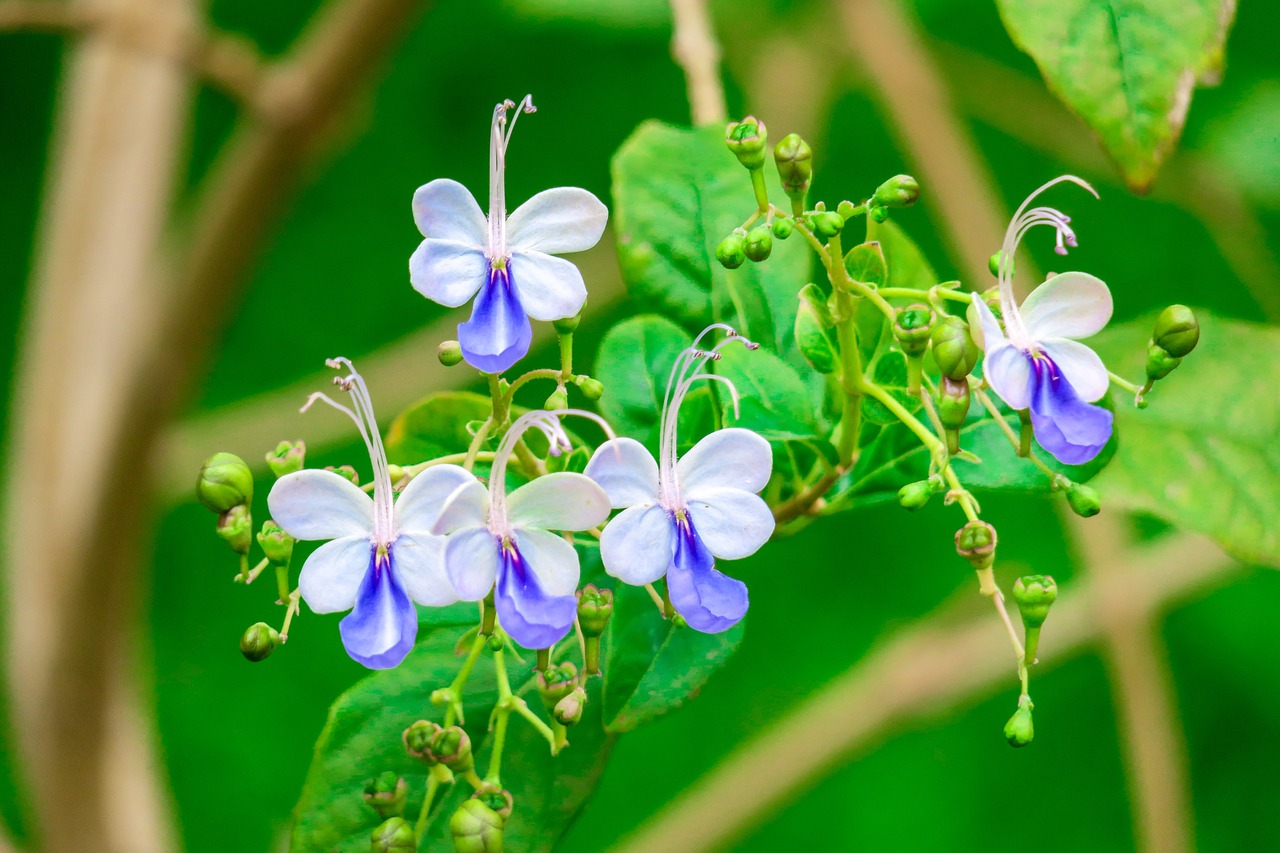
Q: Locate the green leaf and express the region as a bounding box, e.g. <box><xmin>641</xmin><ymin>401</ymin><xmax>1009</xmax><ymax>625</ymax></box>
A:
<box><xmin>714</xmin><ymin>343</ymin><xmax>821</xmax><ymax>441</ymax></box>
<box><xmin>1091</xmin><ymin>312</ymin><xmax>1280</xmax><ymax>566</ymax></box>
<box><xmin>860</xmin><ymin>350</ymin><xmax>922</xmax><ymax>426</ymax></box>
<box><xmin>384</xmin><ymin>391</ymin><xmax>493</xmax><ymax>464</ymax></box>
<box><xmin>611</xmin><ymin>121</ymin><xmax>810</xmax><ymax>357</ymax></box>
<box><xmin>595</xmin><ymin>314</ymin><xmax>689</xmax><ymax>449</ymax></box>
<box><xmin>996</xmin><ymin>0</ymin><xmax>1236</xmax><ymax>191</ymax></box>
<box><xmin>843</xmin><ymin>241</ymin><xmax>888</xmax><ymax>286</ymax></box>
<box><xmin>865</xmin><ymin>219</ymin><xmax>937</xmax><ymax>291</ymax></box>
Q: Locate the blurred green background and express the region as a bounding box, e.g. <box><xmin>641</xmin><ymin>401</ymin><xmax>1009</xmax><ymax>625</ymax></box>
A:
<box><xmin>1</xmin><ymin>0</ymin><xmax>1277</xmax><ymax>850</ymax></box>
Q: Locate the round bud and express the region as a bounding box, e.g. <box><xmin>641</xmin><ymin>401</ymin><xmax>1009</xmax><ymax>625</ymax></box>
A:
<box><xmin>239</xmin><ymin>622</ymin><xmax>279</xmax><ymax>662</ymax></box>
<box><xmin>326</xmin><ymin>465</ymin><xmax>360</xmax><ymax>486</ymax></box>
<box><xmin>428</xmin><ymin>726</ymin><xmax>473</xmax><ymax>771</ymax></box>
<box><xmin>1065</xmin><ymin>483</ymin><xmax>1101</xmax><ymax>518</ymax></box>
<box><xmin>402</xmin><ymin>719</ymin><xmax>441</xmax><ymax>763</ymax></box>
<box><xmin>196</xmin><ymin>452</ymin><xmax>253</xmax><ymax>513</ymax></box>
<box><xmin>264</xmin><ymin>440</ymin><xmax>306</xmax><ymax>479</ymax></box>
<box><xmin>810</xmin><ymin>211</ymin><xmax>845</xmax><ymax>241</ymax></box>
<box><xmin>869</xmin><ymin>205</ymin><xmax>889</xmax><ymax>224</ymax></box>
<box><xmin>256</xmin><ymin>520</ymin><xmax>295</xmax><ymax>566</ymax></box>
<box><xmin>937</xmin><ymin>376</ymin><xmax>971</xmax><ymax>431</ymax></box>
<box><xmin>954</xmin><ymin>520</ymin><xmax>997</xmax><ymax>570</ymax></box>
<box><xmin>836</xmin><ymin>200</ymin><xmax>856</xmax><ymax>220</ymax></box>
<box><xmin>893</xmin><ymin>303</ymin><xmax>934</xmax><ymax>356</ymax></box>
<box><xmin>725</xmin><ymin>116</ymin><xmax>768</xmax><ymax>170</ymax></box>
<box><xmin>744</xmin><ymin>225</ymin><xmax>773</xmax><ymax>262</ymax></box>
<box><xmin>575</xmin><ymin>375</ymin><xmax>604</xmax><ymax>401</ymax></box>
<box><xmin>370</xmin><ymin>816</ymin><xmax>416</xmax><ymax>852</ymax></box>
<box><xmin>536</xmin><ymin>662</ymin><xmax>578</xmax><ymax>712</ymax></box>
<box><xmin>437</xmin><ymin>340</ymin><xmax>464</xmax><ymax>367</ymax></box>
<box><xmin>931</xmin><ymin>316</ymin><xmax>980</xmax><ymax>380</ymax></box>
<box><xmin>897</xmin><ymin>480</ymin><xmax>935</xmax><ymax>511</ymax></box>
<box><xmin>1012</xmin><ymin>575</ymin><xmax>1057</xmax><ymax>629</ymax></box>
<box><xmin>988</xmin><ymin>251</ymin><xmax>1015</xmax><ymax>279</ymax></box>
<box><xmin>554</xmin><ymin>686</ymin><xmax>587</xmax><ymax>727</ymax></box>
<box><xmin>873</xmin><ymin>174</ymin><xmax>920</xmax><ymax>209</ymax></box>
<box><xmin>487</xmin><ymin>632</ymin><xmax>505</xmax><ymax>652</ymax></box>
<box><xmin>217</xmin><ymin>505</ymin><xmax>253</xmax><ymax>555</ymax></box>
<box><xmin>449</xmin><ymin>799</ymin><xmax>505</xmax><ymax>853</ymax></box>
<box><xmin>716</xmin><ymin>232</ymin><xmax>747</xmax><ymax>270</ymax></box>
<box><xmin>1153</xmin><ymin>304</ymin><xmax>1199</xmax><ymax>358</ymax></box>
<box><xmin>771</xmin><ymin>217</ymin><xmax>794</xmax><ymax>240</ymax></box>
<box><xmin>773</xmin><ymin>133</ymin><xmax>813</xmax><ymax>202</ymax></box>
<box><xmin>553</xmin><ymin>309</ymin><xmax>582</xmax><ymax>335</ymax></box>
<box><xmin>1004</xmin><ymin>701</ymin><xmax>1034</xmax><ymax>748</ymax></box>
<box><xmin>476</xmin><ymin>787</ymin><xmax>514</xmax><ymax>820</ymax></box>
<box><xmin>577</xmin><ymin>585</ymin><xmax>614</xmax><ymax>637</ymax></box>
<box><xmin>1145</xmin><ymin>341</ymin><xmax>1182</xmax><ymax>381</ymax></box>
<box><xmin>544</xmin><ymin>387</ymin><xmax>569</xmax><ymax>412</ymax></box>
<box><xmin>363</xmin><ymin>771</ymin><xmax>408</xmax><ymax>820</ymax></box>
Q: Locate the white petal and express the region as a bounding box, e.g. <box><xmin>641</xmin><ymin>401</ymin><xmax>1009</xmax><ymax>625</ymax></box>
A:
<box><xmin>967</xmin><ymin>293</ymin><xmax>1008</xmax><ymax>352</ymax></box>
<box><xmin>598</xmin><ymin>503</ymin><xmax>673</xmax><ymax>585</ymax></box>
<box><xmin>678</xmin><ymin>428</ymin><xmax>772</xmax><ymax>498</ymax></box>
<box><xmin>412</xmin><ymin>178</ymin><xmax>487</xmax><ymax>245</ymax></box>
<box><xmin>1021</xmin><ymin>272</ymin><xmax>1113</xmax><ymax>341</ymax></box>
<box><xmin>983</xmin><ymin>344</ymin><xmax>1032</xmax><ymax>411</ymax></box>
<box><xmin>509</xmin><ymin>251</ymin><xmax>587</xmax><ymax>322</ymax></box>
<box><xmin>506</xmin><ymin>187</ymin><xmax>607</xmax><ymax>255</ymax></box>
<box><xmin>443</xmin><ymin>527</ymin><xmax>499</xmax><ymax>601</ymax></box>
<box><xmin>431</xmin><ymin>478</ymin><xmax>490</xmax><ymax>535</ymax></box>
<box><xmin>393</xmin><ymin>532</ymin><xmax>457</xmax><ymax>607</ymax></box>
<box><xmin>584</xmin><ymin>438</ymin><xmax>660</xmax><ymax>508</ymax></box>
<box><xmin>396</xmin><ymin>464</ymin><xmax>479</xmax><ymax>534</ymax></box>
<box><xmin>514</xmin><ymin>527</ymin><xmax>581</xmax><ymax>597</ymax></box>
<box><xmin>298</xmin><ymin>535</ymin><xmax>372</xmax><ymax>613</ymax></box>
<box><xmin>1040</xmin><ymin>338</ymin><xmax>1110</xmax><ymax>403</ymax></box>
<box><xmin>410</xmin><ymin>239</ymin><xmax>487</xmax><ymax>307</ymax></box>
<box><xmin>506</xmin><ymin>472</ymin><xmax>610</xmax><ymax>532</ymax></box>
<box><xmin>268</xmin><ymin>469</ymin><xmax>373</xmax><ymax>541</ymax></box>
<box><xmin>686</xmin><ymin>488</ymin><xmax>774</xmax><ymax>560</ymax></box>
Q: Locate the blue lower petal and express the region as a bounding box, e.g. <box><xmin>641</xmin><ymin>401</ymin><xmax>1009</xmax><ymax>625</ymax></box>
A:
<box><xmin>1028</xmin><ymin>354</ymin><xmax>1113</xmax><ymax>465</ymax></box>
<box><xmin>458</xmin><ymin>263</ymin><xmax>532</xmax><ymax>374</ymax></box>
<box><xmin>494</xmin><ymin>542</ymin><xmax>576</xmax><ymax>650</ymax></box>
<box><xmin>665</xmin><ymin>512</ymin><xmax>748</xmax><ymax>634</ymax></box>
<box><xmin>339</xmin><ymin>547</ymin><xmax>417</xmax><ymax>669</ymax></box>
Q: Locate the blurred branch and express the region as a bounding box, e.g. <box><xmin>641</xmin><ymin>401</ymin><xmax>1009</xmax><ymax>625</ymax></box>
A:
<box><xmin>611</xmin><ymin>532</ymin><xmax>1238</xmax><ymax>853</ymax></box>
<box><xmin>1068</xmin><ymin>512</ymin><xmax>1195</xmax><ymax>853</ymax></box>
<box><xmin>668</xmin><ymin>0</ymin><xmax>726</xmax><ymax>125</ymax></box>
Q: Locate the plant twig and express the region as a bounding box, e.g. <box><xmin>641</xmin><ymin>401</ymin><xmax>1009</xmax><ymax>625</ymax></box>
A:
<box><xmin>668</xmin><ymin>0</ymin><xmax>726</xmax><ymax>125</ymax></box>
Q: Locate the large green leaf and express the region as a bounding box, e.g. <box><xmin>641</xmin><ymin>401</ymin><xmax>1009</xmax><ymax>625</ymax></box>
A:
<box><xmin>996</xmin><ymin>0</ymin><xmax>1236</xmax><ymax>191</ymax></box>
<box><xmin>1092</xmin><ymin>312</ymin><xmax>1280</xmax><ymax>566</ymax></box>
<box><xmin>384</xmin><ymin>391</ymin><xmax>492</xmax><ymax>464</ymax></box>
<box><xmin>594</xmin><ymin>314</ymin><xmax>691</xmax><ymax>449</ymax></box>
<box><xmin>610</xmin><ymin>121</ymin><xmax>810</xmax><ymax>356</ymax></box>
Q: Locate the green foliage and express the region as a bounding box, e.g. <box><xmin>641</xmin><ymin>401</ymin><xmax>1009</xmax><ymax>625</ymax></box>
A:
<box><xmin>996</xmin><ymin>0</ymin><xmax>1236</xmax><ymax>191</ymax></box>
<box><xmin>593</xmin><ymin>314</ymin><xmax>689</xmax><ymax>448</ymax></box>
<box><xmin>384</xmin><ymin>392</ymin><xmax>493</xmax><ymax>464</ymax></box>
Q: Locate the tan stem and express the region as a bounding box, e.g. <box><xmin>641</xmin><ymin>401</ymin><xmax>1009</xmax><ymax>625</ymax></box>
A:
<box><xmin>668</xmin><ymin>0</ymin><xmax>726</xmax><ymax>125</ymax></box>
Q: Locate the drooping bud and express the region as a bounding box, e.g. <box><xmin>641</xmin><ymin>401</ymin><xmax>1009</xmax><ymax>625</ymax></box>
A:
<box><xmin>256</xmin><ymin>520</ymin><xmax>294</xmax><ymax>566</ymax></box>
<box><xmin>1012</xmin><ymin>575</ymin><xmax>1057</xmax><ymax>630</ymax></box>
<box><xmin>725</xmin><ymin>116</ymin><xmax>768</xmax><ymax>170</ymax></box>
<box><xmin>574</xmin><ymin>375</ymin><xmax>604</xmax><ymax>401</ymax></box>
<box><xmin>873</xmin><ymin>174</ymin><xmax>919</xmax><ymax>209</ymax></box>
<box><xmin>326</xmin><ymin>465</ymin><xmax>360</xmax><ymax>486</ymax></box>
<box><xmin>544</xmin><ymin>386</ymin><xmax>569</xmax><ymax>411</ymax></box>
<box><xmin>892</xmin><ymin>303</ymin><xmax>934</xmax><ymax>356</ymax></box>
<box><xmin>810</xmin><ymin>211</ymin><xmax>845</xmax><ymax>241</ymax></box>
<box><xmin>438</xmin><ymin>340</ymin><xmax>465</xmax><ymax>367</ymax></box>
<box><xmin>217</xmin><ymin>504</ymin><xmax>253</xmax><ymax>555</ymax></box>
<box><xmin>771</xmin><ymin>217</ymin><xmax>794</xmax><ymax>240</ymax></box>
<box><xmin>449</xmin><ymin>799</ymin><xmax>505</xmax><ymax>853</ymax></box>
<box><xmin>931</xmin><ymin>316</ymin><xmax>981</xmax><ymax>380</ymax></box>
<box><xmin>897</xmin><ymin>479</ymin><xmax>937</xmax><ymax>511</ymax></box>
<box><xmin>553</xmin><ymin>309</ymin><xmax>582</xmax><ymax>335</ymax></box>
<box><xmin>536</xmin><ymin>662</ymin><xmax>578</xmax><ymax>713</ymax></box>
<box><xmin>371</xmin><ymin>816</ymin><xmax>416</xmax><ymax>852</ymax></box>
<box><xmin>553</xmin><ymin>686</ymin><xmax>587</xmax><ymax>727</ymax></box>
<box><xmin>744</xmin><ymin>225</ymin><xmax>773</xmax><ymax>262</ymax></box>
<box><xmin>403</xmin><ymin>719</ymin><xmax>441</xmax><ymax>763</ymax></box>
<box><xmin>1145</xmin><ymin>341</ymin><xmax>1181</xmax><ymax>381</ymax></box>
<box><xmin>196</xmin><ymin>452</ymin><xmax>253</xmax><ymax>513</ymax></box>
<box><xmin>363</xmin><ymin>772</ymin><xmax>408</xmax><ymax>820</ymax></box>
<box><xmin>428</xmin><ymin>726</ymin><xmax>473</xmax><ymax>772</ymax></box>
<box><xmin>715</xmin><ymin>231</ymin><xmax>747</xmax><ymax>270</ymax></box>
<box><xmin>264</xmin><ymin>440</ymin><xmax>306</xmax><ymax>479</ymax></box>
<box><xmin>937</xmin><ymin>376</ymin><xmax>971</xmax><ymax>455</ymax></box>
<box><xmin>1153</xmin><ymin>304</ymin><xmax>1199</xmax><ymax>358</ymax></box>
<box><xmin>1004</xmin><ymin>698</ymin><xmax>1034</xmax><ymax>748</ymax></box>
<box><xmin>954</xmin><ymin>520</ymin><xmax>997</xmax><ymax>571</ymax></box>
<box><xmin>773</xmin><ymin>133</ymin><xmax>812</xmax><ymax>209</ymax></box>
<box><xmin>239</xmin><ymin>622</ymin><xmax>279</xmax><ymax>662</ymax></box>
<box><xmin>1064</xmin><ymin>483</ymin><xmax>1101</xmax><ymax>518</ymax></box>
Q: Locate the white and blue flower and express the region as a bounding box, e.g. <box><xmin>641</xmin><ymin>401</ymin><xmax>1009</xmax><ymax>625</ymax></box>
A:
<box><xmin>429</xmin><ymin>411</ymin><xmax>611</xmax><ymax>650</ymax></box>
<box><xmin>267</xmin><ymin>359</ymin><xmax>466</xmax><ymax>669</ymax></box>
<box><xmin>409</xmin><ymin>96</ymin><xmax>608</xmax><ymax>374</ymax></box>
<box><xmin>584</xmin><ymin>326</ymin><xmax>775</xmax><ymax>633</ymax></box>
<box><xmin>968</xmin><ymin>176</ymin><xmax>1114</xmax><ymax>465</ymax></box>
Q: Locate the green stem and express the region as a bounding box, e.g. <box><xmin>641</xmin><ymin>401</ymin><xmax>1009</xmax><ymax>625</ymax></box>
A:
<box><xmin>413</xmin><ymin>763</ymin><xmax>453</xmax><ymax>841</ymax></box>
<box><xmin>1107</xmin><ymin>371</ymin><xmax>1144</xmax><ymax>395</ymax></box>
<box><xmin>444</xmin><ymin>634</ymin><xmax>487</xmax><ymax>728</ymax></box>
<box><xmin>241</xmin><ymin>556</ymin><xmax>268</xmax><ymax>584</ymax></box>
<box><xmin>486</xmin><ymin>649</ymin><xmax>513</xmax><ymax>786</ymax></box>
<box><xmin>879</xmin><ymin>286</ymin><xmax>969</xmax><ymax>304</ymax></box>
<box><xmin>504</xmin><ymin>368</ymin><xmax>561</xmax><ymax>401</ymax></box>
<box><xmin>749</xmin><ymin>168</ymin><xmax>769</xmax><ymax>213</ymax></box>
<box><xmin>278</xmin><ymin>590</ymin><xmax>301</xmax><ymax>639</ymax></box>
<box><xmin>480</xmin><ymin>592</ymin><xmax>496</xmax><ymax>637</ymax></box>
<box><xmin>558</xmin><ymin>332</ymin><xmax>574</xmax><ymax>382</ymax></box>
<box><xmin>1017</xmin><ymin>409</ymin><xmax>1033</xmax><ymax>457</ymax></box>
<box><xmin>274</xmin><ymin>563</ymin><xmax>290</xmax><ymax>604</ymax></box>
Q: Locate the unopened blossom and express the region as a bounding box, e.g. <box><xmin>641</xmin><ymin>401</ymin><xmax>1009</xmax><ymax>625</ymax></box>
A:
<box><xmin>410</xmin><ymin>95</ymin><xmax>608</xmax><ymax>374</ymax></box>
<box><xmin>969</xmin><ymin>176</ymin><xmax>1114</xmax><ymax>465</ymax></box>
<box><xmin>267</xmin><ymin>359</ymin><xmax>464</xmax><ymax>669</ymax></box>
<box><xmin>584</xmin><ymin>326</ymin><xmax>774</xmax><ymax>633</ymax></box>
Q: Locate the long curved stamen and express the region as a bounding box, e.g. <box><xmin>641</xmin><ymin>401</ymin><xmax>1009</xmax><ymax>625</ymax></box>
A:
<box><xmin>301</xmin><ymin>358</ymin><xmax>395</xmax><ymax>544</ymax></box>
<box><xmin>487</xmin><ymin>94</ymin><xmax>537</xmax><ymax>262</ymax></box>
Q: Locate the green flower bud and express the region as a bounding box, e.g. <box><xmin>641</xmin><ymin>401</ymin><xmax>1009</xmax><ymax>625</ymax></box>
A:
<box><xmin>428</xmin><ymin>726</ymin><xmax>473</xmax><ymax>772</ymax></box>
<box><xmin>239</xmin><ymin>622</ymin><xmax>279</xmax><ymax>662</ymax></box>
<box><xmin>955</xmin><ymin>520</ymin><xmax>997</xmax><ymax>571</ymax></box>
<box><xmin>554</xmin><ymin>686</ymin><xmax>587</xmax><ymax>727</ymax></box>
<box><xmin>725</xmin><ymin>116</ymin><xmax>768</xmax><ymax>170</ymax></box>
<box><xmin>1153</xmin><ymin>304</ymin><xmax>1199</xmax><ymax>358</ymax></box>
<box><xmin>196</xmin><ymin>452</ymin><xmax>253</xmax><ymax>513</ymax></box>
<box><xmin>450</xmin><ymin>799</ymin><xmax>505</xmax><ymax>853</ymax></box>
<box><xmin>893</xmin><ymin>303</ymin><xmax>934</xmax><ymax>356</ymax></box>
<box><xmin>715</xmin><ymin>232</ymin><xmax>747</xmax><ymax>270</ymax></box>
<box><xmin>873</xmin><ymin>174</ymin><xmax>919</xmax><ymax>209</ymax></box>
<box><xmin>771</xmin><ymin>217</ymin><xmax>794</xmax><ymax>240</ymax></box>
<box><xmin>553</xmin><ymin>309</ymin><xmax>582</xmax><ymax>335</ymax></box>
<box><xmin>1004</xmin><ymin>699</ymin><xmax>1034</xmax><ymax>748</ymax></box>
<box><xmin>810</xmin><ymin>211</ymin><xmax>845</xmax><ymax>241</ymax></box>
<box><xmin>1145</xmin><ymin>341</ymin><xmax>1181</xmax><ymax>381</ymax></box>
<box><xmin>931</xmin><ymin>316</ymin><xmax>980</xmax><ymax>380</ymax></box>
<box><xmin>544</xmin><ymin>386</ymin><xmax>569</xmax><ymax>411</ymax></box>
<box><xmin>744</xmin><ymin>225</ymin><xmax>773</xmax><ymax>262</ymax></box>
<box><xmin>937</xmin><ymin>376</ymin><xmax>971</xmax><ymax>457</ymax></box>
<box><xmin>256</xmin><ymin>520</ymin><xmax>294</xmax><ymax>566</ymax></box>
<box><xmin>1065</xmin><ymin>483</ymin><xmax>1101</xmax><ymax>518</ymax></box>
<box><xmin>869</xmin><ymin>205</ymin><xmax>889</xmax><ymax>224</ymax></box>
<box><xmin>773</xmin><ymin>133</ymin><xmax>813</xmax><ymax>204</ymax></box>
<box><xmin>264</xmin><ymin>440</ymin><xmax>306</xmax><ymax>479</ymax></box>
<box><xmin>536</xmin><ymin>662</ymin><xmax>578</xmax><ymax>713</ymax></box>
<box><xmin>574</xmin><ymin>375</ymin><xmax>604</xmax><ymax>401</ymax></box>
<box><xmin>487</xmin><ymin>632</ymin><xmax>505</xmax><ymax>652</ymax></box>
<box><xmin>438</xmin><ymin>340</ymin><xmax>465</xmax><ymax>367</ymax></box>
<box><xmin>371</xmin><ymin>816</ymin><xmax>416</xmax><ymax>852</ymax></box>
<box><xmin>402</xmin><ymin>719</ymin><xmax>441</xmax><ymax>763</ymax></box>
<box><xmin>475</xmin><ymin>788</ymin><xmax>514</xmax><ymax>820</ymax></box>
<box><xmin>326</xmin><ymin>465</ymin><xmax>360</xmax><ymax>486</ymax></box>
<box><xmin>897</xmin><ymin>479</ymin><xmax>936</xmax><ymax>511</ymax></box>
<box><xmin>363</xmin><ymin>772</ymin><xmax>408</xmax><ymax>820</ymax></box>
<box><xmin>1012</xmin><ymin>575</ymin><xmax>1057</xmax><ymax>629</ymax></box>
<box><xmin>988</xmin><ymin>251</ymin><xmax>1015</xmax><ymax>279</ymax></box>
<box><xmin>217</xmin><ymin>504</ymin><xmax>253</xmax><ymax>555</ymax></box>
<box><xmin>577</xmin><ymin>585</ymin><xmax>613</xmax><ymax>637</ymax></box>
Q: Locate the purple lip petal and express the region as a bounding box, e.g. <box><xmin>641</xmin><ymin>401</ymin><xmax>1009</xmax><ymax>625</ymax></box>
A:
<box><xmin>665</xmin><ymin>511</ymin><xmax>748</xmax><ymax>634</ymax></box>
<box><xmin>1027</xmin><ymin>353</ymin><xmax>1113</xmax><ymax>465</ymax></box>
<box><xmin>339</xmin><ymin>546</ymin><xmax>417</xmax><ymax>669</ymax></box>
<box><xmin>494</xmin><ymin>539</ymin><xmax>576</xmax><ymax>650</ymax></box>
<box><xmin>458</xmin><ymin>263</ymin><xmax>532</xmax><ymax>374</ymax></box>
